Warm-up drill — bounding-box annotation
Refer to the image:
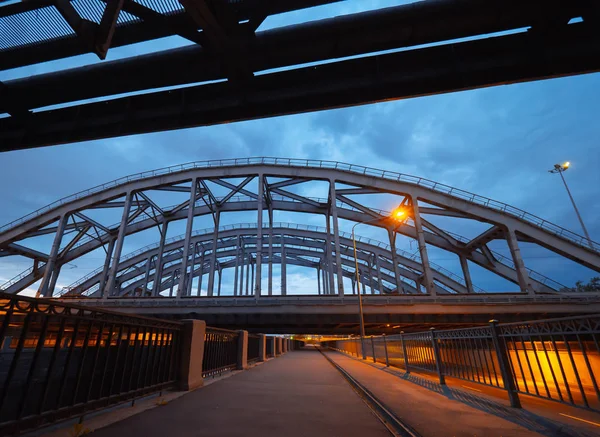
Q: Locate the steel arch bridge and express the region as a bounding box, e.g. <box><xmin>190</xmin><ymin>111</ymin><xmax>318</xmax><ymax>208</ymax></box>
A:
<box><xmin>1</xmin><ymin>158</ymin><xmax>600</xmax><ymax>330</ymax></box>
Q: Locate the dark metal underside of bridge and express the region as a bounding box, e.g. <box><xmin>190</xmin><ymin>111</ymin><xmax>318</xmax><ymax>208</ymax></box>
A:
<box><xmin>1</xmin><ymin>0</ymin><xmax>599</xmax><ymax>151</ymax></box>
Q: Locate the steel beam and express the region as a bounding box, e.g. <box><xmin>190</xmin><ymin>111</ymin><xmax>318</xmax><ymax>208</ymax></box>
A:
<box><xmin>2</xmin><ymin>22</ymin><xmax>599</xmax><ymax>151</ymax></box>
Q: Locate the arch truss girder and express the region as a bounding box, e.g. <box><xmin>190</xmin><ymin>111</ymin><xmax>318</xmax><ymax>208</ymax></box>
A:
<box><xmin>1</xmin><ymin>161</ymin><xmax>598</xmax><ymax>299</ymax></box>
<box><xmin>64</xmin><ymin>226</ymin><xmax>464</xmax><ymax>298</ymax></box>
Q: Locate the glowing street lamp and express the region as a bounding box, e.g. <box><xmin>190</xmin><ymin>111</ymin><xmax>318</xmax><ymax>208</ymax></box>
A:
<box><xmin>549</xmin><ymin>161</ymin><xmax>593</xmax><ymax>249</ymax></box>
<box><xmin>351</xmin><ymin>205</ymin><xmax>408</xmax><ymax>359</ymax></box>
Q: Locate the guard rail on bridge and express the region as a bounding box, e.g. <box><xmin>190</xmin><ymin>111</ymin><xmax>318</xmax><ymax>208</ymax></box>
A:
<box><xmin>0</xmin><ymin>293</ymin><xmax>292</xmax><ymax>435</ymax></box>
<box><xmin>324</xmin><ymin>314</ymin><xmax>600</xmax><ymax>412</ymax></box>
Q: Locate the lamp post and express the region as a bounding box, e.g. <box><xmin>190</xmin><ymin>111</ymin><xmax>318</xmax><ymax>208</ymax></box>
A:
<box><xmin>351</xmin><ymin>207</ymin><xmax>407</xmax><ymax>359</ymax></box>
<box><xmin>549</xmin><ymin>162</ymin><xmax>593</xmax><ymax>249</ymax></box>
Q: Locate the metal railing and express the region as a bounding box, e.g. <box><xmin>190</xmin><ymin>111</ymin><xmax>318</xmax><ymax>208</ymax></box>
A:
<box><xmin>0</xmin><ymin>292</ymin><xmax>182</xmax><ymax>435</ymax></box>
<box><xmin>325</xmin><ymin>314</ymin><xmax>600</xmax><ymax>411</ymax></box>
<box><xmin>247</xmin><ymin>334</ymin><xmax>261</xmax><ymax>364</ymax></box>
<box><xmin>202</xmin><ymin>327</ymin><xmax>238</xmax><ymax>378</ymax></box>
<box><xmin>1</xmin><ymin>157</ymin><xmax>597</xmax><ymax>252</ymax></box>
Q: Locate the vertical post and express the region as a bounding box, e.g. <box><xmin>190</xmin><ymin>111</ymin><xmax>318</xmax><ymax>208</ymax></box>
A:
<box><xmin>142</xmin><ymin>255</ymin><xmax>152</xmax><ymax>296</ymax></box>
<box><xmin>217</xmin><ymin>264</ymin><xmax>223</xmax><ymax>296</ymax></box>
<box><xmin>38</xmin><ymin>215</ymin><xmax>68</xmax><ymax>297</ymax></box>
<box><xmin>239</xmin><ymin>245</ymin><xmax>244</xmax><ymax>295</ymax></box>
<box><xmin>400</xmin><ymin>332</ymin><xmax>410</xmax><ymax>373</ymax></box>
<box><xmin>250</xmin><ymin>257</ymin><xmax>255</xmax><ymax>296</ymax></box>
<box><xmin>459</xmin><ymin>255</ymin><xmax>474</xmax><ymax>293</ymax></box>
<box><xmin>429</xmin><ymin>328</ymin><xmax>446</xmax><ymax>385</ymax></box>
<box><xmin>506</xmin><ymin>229</ymin><xmax>532</xmax><ymax>295</ymax></box>
<box><xmin>98</xmin><ymin>237</ymin><xmax>116</xmax><ymax>298</ymax></box>
<box><xmin>48</xmin><ymin>263</ymin><xmax>63</xmax><ymax>297</ymax></box>
<box><xmin>272</xmin><ymin>337</ymin><xmax>278</xmax><ymax>357</ymax></box>
<box><xmin>152</xmin><ymin>222</ymin><xmax>168</xmax><ymax>297</ymax></box>
<box><xmin>233</xmin><ymin>236</ymin><xmax>240</xmax><ymax>296</ymax></box>
<box><xmin>104</xmin><ymin>192</ymin><xmax>133</xmax><ymax>297</ymax></box>
<box><xmin>283</xmin><ymin>338</ymin><xmax>288</xmax><ymax>353</ymax></box>
<box><xmin>383</xmin><ymin>334</ymin><xmax>390</xmax><ymax>367</ymax></box>
<box><xmin>196</xmin><ymin>249</ymin><xmax>204</xmax><ymax>296</ymax></box>
<box><xmin>245</xmin><ymin>252</ymin><xmax>250</xmax><ymax>296</ymax></box>
<box><xmin>207</xmin><ymin>210</ymin><xmax>221</xmax><ymax>296</ymax></box>
<box><xmin>258</xmin><ymin>334</ymin><xmax>267</xmax><ymax>362</ymax></box>
<box><xmin>237</xmin><ymin>330</ymin><xmax>248</xmax><ymax>370</ymax></box>
<box><xmin>388</xmin><ymin>229</ymin><xmax>404</xmax><ymax>294</ymax></box>
<box><xmin>375</xmin><ymin>254</ymin><xmax>383</xmax><ymax>295</ymax></box>
<box><xmin>179</xmin><ymin>320</ymin><xmax>206</xmax><ymax>391</ymax></box>
<box><xmin>177</xmin><ymin>178</ymin><xmax>198</xmax><ymax>298</ymax></box>
<box><xmin>281</xmin><ymin>243</ymin><xmax>287</xmax><ymax>295</ymax></box>
<box><xmin>329</xmin><ymin>180</ymin><xmax>344</xmax><ymax>296</ymax></box>
<box><xmin>255</xmin><ymin>175</ymin><xmax>263</xmax><ymax>297</ymax></box>
<box><xmin>371</xmin><ymin>336</ymin><xmax>376</xmax><ymax>363</ymax></box>
<box><xmin>268</xmin><ymin>221</ymin><xmax>273</xmax><ymax>296</ymax></box>
<box><xmin>411</xmin><ymin>199</ymin><xmax>435</xmax><ymax>295</ymax></box>
<box><xmin>317</xmin><ymin>266</ymin><xmax>321</xmax><ymax>295</ymax></box>
<box><xmin>186</xmin><ymin>245</ymin><xmax>196</xmax><ymax>296</ymax></box>
<box><xmin>489</xmin><ymin>320</ymin><xmax>521</xmax><ymax>408</ymax></box>
<box><xmin>325</xmin><ymin>213</ymin><xmax>335</xmax><ymax>295</ymax></box>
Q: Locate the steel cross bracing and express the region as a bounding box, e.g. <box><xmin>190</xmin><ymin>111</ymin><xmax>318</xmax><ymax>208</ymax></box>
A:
<box><xmin>1</xmin><ymin>0</ymin><xmax>599</xmax><ymax>150</ymax></box>
<box><xmin>1</xmin><ymin>159</ymin><xmax>599</xmax><ymax>302</ymax></box>
<box><xmin>54</xmin><ymin>223</ymin><xmax>484</xmax><ymax>298</ymax></box>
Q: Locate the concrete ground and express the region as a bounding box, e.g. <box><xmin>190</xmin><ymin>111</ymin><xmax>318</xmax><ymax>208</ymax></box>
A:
<box><xmin>87</xmin><ymin>350</ymin><xmax>391</xmax><ymax>437</ymax></box>
<box><xmin>325</xmin><ymin>350</ymin><xmax>600</xmax><ymax>437</ymax></box>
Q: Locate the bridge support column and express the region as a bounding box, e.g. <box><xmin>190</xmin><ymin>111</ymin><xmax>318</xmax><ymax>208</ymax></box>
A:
<box><xmin>142</xmin><ymin>255</ymin><xmax>152</xmax><ymax>296</ymax></box>
<box><xmin>329</xmin><ymin>180</ymin><xmax>345</xmax><ymax>296</ymax></box>
<box><xmin>255</xmin><ymin>175</ymin><xmax>263</xmax><ymax>297</ymax></box>
<box><xmin>277</xmin><ymin>337</ymin><xmax>282</xmax><ymax>355</ymax></box>
<box><xmin>281</xmin><ymin>243</ymin><xmax>287</xmax><ymax>295</ymax></box>
<box><xmin>245</xmin><ymin>252</ymin><xmax>251</xmax><ymax>296</ymax></box>
<box><xmin>197</xmin><ymin>249</ymin><xmax>204</xmax><ymax>296</ymax></box>
<box><xmin>152</xmin><ymin>221</ymin><xmax>168</xmax><ymax>297</ymax></box>
<box><xmin>217</xmin><ymin>264</ymin><xmax>223</xmax><ymax>296</ymax></box>
<box><xmin>411</xmin><ymin>199</ymin><xmax>435</xmax><ymax>296</ymax></box>
<box><xmin>317</xmin><ymin>266</ymin><xmax>321</xmax><ymax>295</ymax></box>
<box><xmin>258</xmin><ymin>334</ymin><xmax>267</xmax><ymax>362</ymax></box>
<box><xmin>104</xmin><ymin>191</ymin><xmax>133</xmax><ymax>297</ymax></box>
<box><xmin>98</xmin><ymin>237</ymin><xmax>116</xmax><ymax>298</ymax></box>
<box><xmin>375</xmin><ymin>253</ymin><xmax>383</xmax><ymax>295</ymax></box>
<box><xmin>268</xmin><ymin>224</ymin><xmax>273</xmax><ymax>296</ymax></box>
<box><xmin>38</xmin><ymin>213</ymin><xmax>67</xmax><ymax>297</ymax></box>
<box><xmin>459</xmin><ymin>255</ymin><xmax>474</xmax><ymax>293</ymax></box>
<box><xmin>234</xmin><ymin>236</ymin><xmax>240</xmax><ymax>296</ymax></box>
<box><xmin>272</xmin><ymin>337</ymin><xmax>278</xmax><ymax>357</ymax></box>
<box><xmin>207</xmin><ymin>210</ymin><xmax>221</xmax><ymax>296</ymax></box>
<box><xmin>177</xmin><ymin>178</ymin><xmax>198</xmax><ymax>298</ymax></box>
<box><xmin>283</xmin><ymin>338</ymin><xmax>288</xmax><ymax>353</ymax></box>
<box><xmin>237</xmin><ymin>330</ymin><xmax>248</xmax><ymax>370</ymax></box>
<box><xmin>506</xmin><ymin>229</ymin><xmax>532</xmax><ymax>294</ymax></box>
<box><xmin>179</xmin><ymin>319</ymin><xmax>206</xmax><ymax>391</ymax></box>
<box><xmin>325</xmin><ymin>214</ymin><xmax>335</xmax><ymax>295</ymax></box>
<box><xmin>388</xmin><ymin>229</ymin><xmax>404</xmax><ymax>294</ymax></box>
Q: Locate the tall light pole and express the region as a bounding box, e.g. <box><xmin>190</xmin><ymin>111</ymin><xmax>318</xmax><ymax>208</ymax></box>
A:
<box><xmin>549</xmin><ymin>161</ymin><xmax>593</xmax><ymax>249</ymax></box>
<box><xmin>351</xmin><ymin>207</ymin><xmax>407</xmax><ymax>359</ymax></box>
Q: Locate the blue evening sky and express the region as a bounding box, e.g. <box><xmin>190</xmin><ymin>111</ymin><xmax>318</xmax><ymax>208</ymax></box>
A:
<box><xmin>1</xmin><ymin>0</ymin><xmax>599</xmax><ymax>295</ymax></box>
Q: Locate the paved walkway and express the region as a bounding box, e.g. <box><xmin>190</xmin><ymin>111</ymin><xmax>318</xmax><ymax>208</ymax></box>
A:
<box><xmin>324</xmin><ymin>351</ymin><xmax>599</xmax><ymax>437</ymax></box>
<box><xmin>89</xmin><ymin>350</ymin><xmax>390</xmax><ymax>437</ymax></box>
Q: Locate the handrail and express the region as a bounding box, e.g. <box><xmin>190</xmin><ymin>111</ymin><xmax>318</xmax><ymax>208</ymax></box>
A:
<box><xmin>1</xmin><ymin>157</ymin><xmax>597</xmax><ymax>253</ymax></box>
<box><xmin>59</xmin><ymin>222</ymin><xmax>484</xmax><ymax>295</ymax></box>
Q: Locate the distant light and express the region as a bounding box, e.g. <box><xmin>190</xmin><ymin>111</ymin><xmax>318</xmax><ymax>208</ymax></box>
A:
<box><xmin>386</xmin><ymin>324</ymin><xmax>390</xmax><ymax>327</ymax></box>
<box><xmin>392</xmin><ymin>325</ymin><xmax>400</xmax><ymax>328</ymax></box>
<box><xmin>563</xmin><ymin>161</ymin><xmax>570</xmax><ymax>168</ymax></box>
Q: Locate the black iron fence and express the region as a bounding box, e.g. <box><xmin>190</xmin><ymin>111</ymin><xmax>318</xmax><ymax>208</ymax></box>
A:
<box><xmin>247</xmin><ymin>334</ymin><xmax>260</xmax><ymax>364</ymax></box>
<box><xmin>325</xmin><ymin>315</ymin><xmax>600</xmax><ymax>411</ymax></box>
<box><xmin>202</xmin><ymin>327</ymin><xmax>238</xmax><ymax>378</ymax></box>
<box><xmin>0</xmin><ymin>292</ymin><xmax>182</xmax><ymax>435</ymax></box>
